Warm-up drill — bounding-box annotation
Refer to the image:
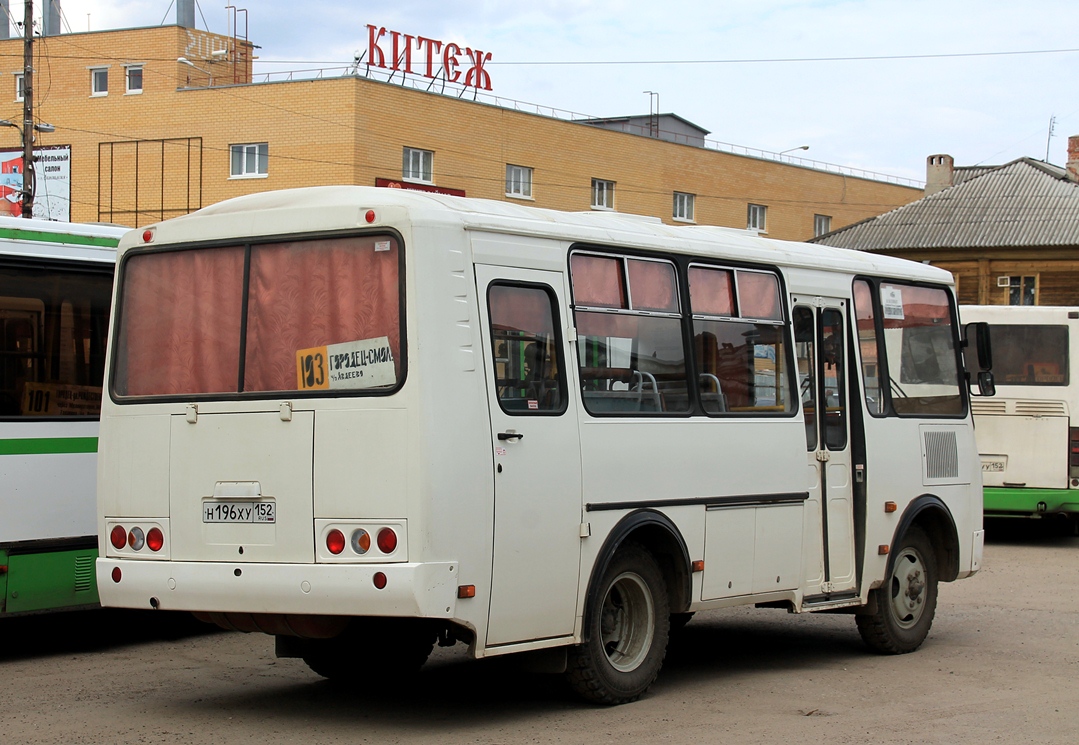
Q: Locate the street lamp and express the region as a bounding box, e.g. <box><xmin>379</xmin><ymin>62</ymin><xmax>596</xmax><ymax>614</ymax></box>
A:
<box><xmin>0</xmin><ymin>118</ymin><xmax>55</xmax><ymax>218</ymax></box>
<box><xmin>778</xmin><ymin>145</ymin><xmax>810</xmax><ymax>156</ymax></box>
<box><xmin>177</xmin><ymin>57</ymin><xmax>214</xmax><ymax>87</ymax></box>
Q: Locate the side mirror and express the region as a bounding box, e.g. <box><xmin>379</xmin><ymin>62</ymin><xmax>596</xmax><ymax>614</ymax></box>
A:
<box><xmin>977</xmin><ymin>370</ymin><xmax>996</xmax><ymax>397</ymax></box>
<box><xmin>963</xmin><ymin>322</ymin><xmax>992</xmax><ymax>371</ymax></box>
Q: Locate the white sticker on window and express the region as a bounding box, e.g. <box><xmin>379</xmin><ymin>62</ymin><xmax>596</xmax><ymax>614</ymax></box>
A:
<box><xmin>374</xmin><ymin>240</ymin><xmax>391</xmax><ymax>252</ymax></box>
<box><xmin>880</xmin><ymin>286</ymin><xmax>905</xmax><ymax>320</ymax></box>
<box><xmin>296</xmin><ymin>336</ymin><xmax>396</xmax><ymax>390</ymax></box>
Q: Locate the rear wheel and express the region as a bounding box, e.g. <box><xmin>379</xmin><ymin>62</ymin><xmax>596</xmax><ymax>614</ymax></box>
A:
<box><xmin>856</xmin><ymin>525</ymin><xmax>938</xmax><ymax>654</ymax></box>
<box><xmin>302</xmin><ymin>618</ymin><xmax>436</xmax><ymax>683</ymax></box>
<box><xmin>566</xmin><ymin>543</ymin><xmax>670</xmax><ymax>704</ymax></box>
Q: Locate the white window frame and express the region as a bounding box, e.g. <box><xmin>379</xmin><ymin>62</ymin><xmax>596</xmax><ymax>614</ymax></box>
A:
<box><xmin>230</xmin><ymin>143</ymin><xmax>269</xmax><ymax>179</ymax></box>
<box><xmin>403</xmin><ymin>147</ymin><xmax>433</xmax><ymax>184</ymax></box>
<box><xmin>14</xmin><ymin>72</ymin><xmax>23</xmax><ymax>102</ymax></box>
<box><xmin>591</xmin><ymin>178</ymin><xmax>615</xmax><ymax>210</ymax></box>
<box><xmin>125</xmin><ymin>65</ymin><xmax>144</xmax><ymax>95</ymax></box>
<box><xmin>814</xmin><ymin>214</ymin><xmax>832</xmax><ymax>237</ymax></box>
<box><xmin>505</xmin><ymin>164</ymin><xmax>533</xmax><ymax>199</ymax></box>
<box><xmin>747</xmin><ymin>203</ymin><xmax>767</xmax><ymax>232</ymax></box>
<box><xmin>90</xmin><ymin>66</ymin><xmax>109</xmax><ymax>97</ymax></box>
<box><xmin>673</xmin><ymin>192</ymin><xmax>695</xmax><ymax>222</ymax></box>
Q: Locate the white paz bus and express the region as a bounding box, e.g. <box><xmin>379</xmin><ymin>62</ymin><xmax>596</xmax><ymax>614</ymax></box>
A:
<box><xmin>97</xmin><ymin>187</ymin><xmax>990</xmax><ymax>704</ymax></box>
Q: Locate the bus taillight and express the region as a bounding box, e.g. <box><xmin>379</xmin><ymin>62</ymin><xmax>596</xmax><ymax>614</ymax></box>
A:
<box><xmin>326</xmin><ymin>529</ymin><xmax>346</xmax><ymax>555</ymax></box>
<box><xmin>110</xmin><ymin>525</ymin><xmax>127</xmax><ymax>550</ymax></box>
<box><xmin>1070</xmin><ymin>428</ymin><xmax>1079</xmax><ymax>482</ymax></box>
<box><xmin>128</xmin><ymin>526</ymin><xmax>145</xmax><ymax>551</ymax></box>
<box><xmin>147</xmin><ymin>527</ymin><xmax>164</xmax><ymax>552</ymax></box>
<box><xmin>377</xmin><ymin>528</ymin><xmax>398</xmax><ymax>554</ymax></box>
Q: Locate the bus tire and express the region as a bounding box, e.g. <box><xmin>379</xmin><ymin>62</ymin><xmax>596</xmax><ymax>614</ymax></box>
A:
<box><xmin>566</xmin><ymin>542</ymin><xmax>670</xmax><ymax>704</ymax></box>
<box><xmin>856</xmin><ymin>525</ymin><xmax>938</xmax><ymax>654</ymax></box>
<box><xmin>302</xmin><ymin>618</ymin><xmax>436</xmax><ymax>683</ymax></box>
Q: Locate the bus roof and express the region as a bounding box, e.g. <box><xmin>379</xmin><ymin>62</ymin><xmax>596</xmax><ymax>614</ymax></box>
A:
<box><xmin>0</xmin><ymin>214</ymin><xmax>128</xmax><ymax>264</ymax></box>
<box><xmin>121</xmin><ymin>186</ymin><xmax>952</xmax><ymax>285</ymax></box>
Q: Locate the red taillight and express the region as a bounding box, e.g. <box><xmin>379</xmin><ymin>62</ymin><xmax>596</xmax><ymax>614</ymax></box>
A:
<box><xmin>373</xmin><ymin>571</ymin><xmax>387</xmax><ymax>589</ymax></box>
<box><xmin>147</xmin><ymin>527</ymin><xmax>164</xmax><ymax>552</ymax></box>
<box><xmin>376</xmin><ymin>527</ymin><xmax>397</xmax><ymax>554</ymax></box>
<box><xmin>111</xmin><ymin>567</ymin><xmax>122</xmax><ymax>583</ymax></box>
<box><xmin>326</xmin><ymin>529</ymin><xmax>346</xmax><ymax>555</ymax></box>
<box><xmin>110</xmin><ymin>525</ymin><xmax>127</xmax><ymax>550</ymax></box>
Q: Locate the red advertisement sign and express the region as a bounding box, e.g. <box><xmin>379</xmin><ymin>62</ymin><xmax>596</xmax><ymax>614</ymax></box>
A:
<box><xmin>366</xmin><ymin>25</ymin><xmax>493</xmax><ymax>91</ymax></box>
<box><xmin>376</xmin><ymin>177</ymin><xmax>465</xmax><ymax>197</ymax></box>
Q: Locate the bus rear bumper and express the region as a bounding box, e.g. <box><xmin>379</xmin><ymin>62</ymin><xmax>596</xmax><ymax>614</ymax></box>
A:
<box><xmin>983</xmin><ymin>487</ymin><xmax>1079</xmax><ymax>517</ymax></box>
<box><xmin>96</xmin><ymin>558</ymin><xmax>460</xmax><ymax>619</ymax></box>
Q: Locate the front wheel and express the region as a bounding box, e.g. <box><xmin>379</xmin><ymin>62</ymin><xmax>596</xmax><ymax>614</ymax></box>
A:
<box><xmin>856</xmin><ymin>525</ymin><xmax>938</xmax><ymax>654</ymax></box>
<box><xmin>566</xmin><ymin>542</ymin><xmax>670</xmax><ymax>705</ymax></box>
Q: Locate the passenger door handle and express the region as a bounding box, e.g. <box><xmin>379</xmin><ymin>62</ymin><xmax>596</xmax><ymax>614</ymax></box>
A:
<box><xmin>497</xmin><ymin>431</ymin><xmax>524</xmax><ymax>441</ymax></box>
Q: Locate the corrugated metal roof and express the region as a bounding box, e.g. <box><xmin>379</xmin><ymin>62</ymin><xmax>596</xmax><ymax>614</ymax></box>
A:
<box><xmin>812</xmin><ymin>158</ymin><xmax>1079</xmax><ymax>251</ymax></box>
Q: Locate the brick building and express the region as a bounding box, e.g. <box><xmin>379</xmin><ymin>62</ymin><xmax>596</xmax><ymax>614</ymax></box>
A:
<box><xmin>0</xmin><ymin>17</ymin><xmax>923</xmax><ymax>235</ymax></box>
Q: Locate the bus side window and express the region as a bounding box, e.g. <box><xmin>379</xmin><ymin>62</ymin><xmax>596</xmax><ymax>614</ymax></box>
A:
<box><xmin>853</xmin><ymin>279</ymin><xmax>884</xmax><ymax>416</ymax></box>
<box><xmin>488</xmin><ymin>283</ymin><xmax>566</xmax><ymax>414</ymax></box>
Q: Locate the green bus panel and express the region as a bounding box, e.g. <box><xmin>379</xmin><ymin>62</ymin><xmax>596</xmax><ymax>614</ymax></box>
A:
<box><xmin>984</xmin><ymin>487</ymin><xmax>1079</xmax><ymax>517</ymax></box>
<box><xmin>4</xmin><ymin>547</ymin><xmax>99</xmax><ymax>614</ymax></box>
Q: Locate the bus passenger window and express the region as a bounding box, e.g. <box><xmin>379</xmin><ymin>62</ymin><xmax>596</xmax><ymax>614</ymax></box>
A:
<box><xmin>793</xmin><ymin>306</ymin><xmax>817</xmax><ymax>450</ymax></box>
<box><xmin>487</xmin><ymin>284</ymin><xmax>565</xmax><ymax>414</ymax></box>
<box><xmin>689</xmin><ymin>266</ymin><xmax>792</xmax><ymax>416</ymax></box>
<box><xmin>571</xmin><ymin>253</ymin><xmax>688</xmax><ymax>415</ymax></box>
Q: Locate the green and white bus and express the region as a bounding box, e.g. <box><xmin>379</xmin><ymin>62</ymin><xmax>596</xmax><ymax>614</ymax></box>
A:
<box><xmin>1</xmin><ymin>216</ymin><xmax>127</xmax><ymax>616</ymax></box>
<box><xmin>962</xmin><ymin>305</ymin><xmax>1079</xmax><ymax>529</ymax></box>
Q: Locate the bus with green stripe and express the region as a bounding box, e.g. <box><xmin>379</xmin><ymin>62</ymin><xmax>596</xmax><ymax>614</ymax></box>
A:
<box><xmin>0</xmin><ymin>215</ymin><xmax>128</xmax><ymax>615</ymax></box>
<box><xmin>961</xmin><ymin>305</ymin><xmax>1079</xmax><ymax>531</ymax></box>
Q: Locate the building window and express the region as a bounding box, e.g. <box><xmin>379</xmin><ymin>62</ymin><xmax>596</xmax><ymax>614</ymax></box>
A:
<box><xmin>747</xmin><ymin>203</ymin><xmax>767</xmax><ymax>232</ymax></box>
<box><xmin>403</xmin><ymin>147</ymin><xmax>433</xmax><ymax>183</ymax></box>
<box><xmin>814</xmin><ymin>214</ymin><xmax>832</xmax><ymax>237</ymax></box>
<box><xmin>230</xmin><ymin>143</ymin><xmax>269</xmax><ymax>178</ymax></box>
<box><xmin>91</xmin><ymin>67</ymin><xmax>108</xmax><ymax>96</ymax></box>
<box><xmin>673</xmin><ymin>192</ymin><xmax>695</xmax><ymax>222</ymax></box>
<box><xmin>1007</xmin><ymin>275</ymin><xmax>1036</xmax><ymax>306</ymax></box>
<box><xmin>505</xmin><ymin>164</ymin><xmax>532</xmax><ymax>198</ymax></box>
<box><xmin>14</xmin><ymin>73</ymin><xmax>23</xmax><ymax>102</ymax></box>
<box><xmin>592</xmin><ymin>179</ymin><xmax>615</xmax><ymax>210</ymax></box>
<box><xmin>125</xmin><ymin>66</ymin><xmax>143</xmax><ymax>94</ymax></box>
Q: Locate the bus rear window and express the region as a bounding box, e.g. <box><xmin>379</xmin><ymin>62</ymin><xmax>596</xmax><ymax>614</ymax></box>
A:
<box><xmin>986</xmin><ymin>324</ymin><xmax>1068</xmax><ymax>385</ymax></box>
<box><xmin>114</xmin><ymin>235</ymin><xmax>402</xmax><ymax>398</ymax></box>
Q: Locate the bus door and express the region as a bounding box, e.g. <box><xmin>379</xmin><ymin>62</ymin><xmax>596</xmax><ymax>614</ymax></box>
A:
<box><xmin>792</xmin><ymin>298</ymin><xmax>857</xmax><ymax>595</ymax></box>
<box><xmin>475</xmin><ymin>265</ymin><xmax>583</xmax><ymax>646</ymax></box>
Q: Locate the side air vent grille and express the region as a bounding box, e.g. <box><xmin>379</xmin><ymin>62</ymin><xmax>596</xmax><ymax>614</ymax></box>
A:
<box><xmin>971</xmin><ymin>399</ymin><xmax>1007</xmax><ymax>415</ymax></box>
<box><xmin>924</xmin><ymin>429</ymin><xmax>959</xmax><ymax>480</ymax></box>
<box><xmin>1014</xmin><ymin>400</ymin><xmax>1068</xmax><ymax>417</ymax></box>
<box><xmin>74</xmin><ymin>554</ymin><xmax>95</xmax><ymax>593</ymax></box>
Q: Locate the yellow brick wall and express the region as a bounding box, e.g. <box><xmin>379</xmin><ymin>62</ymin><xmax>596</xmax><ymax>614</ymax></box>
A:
<box><xmin>0</xmin><ymin>26</ymin><xmax>921</xmax><ymax>235</ymax></box>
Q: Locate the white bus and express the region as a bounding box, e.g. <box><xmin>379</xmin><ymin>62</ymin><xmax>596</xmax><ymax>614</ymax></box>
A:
<box><xmin>0</xmin><ymin>215</ymin><xmax>127</xmax><ymax>616</ymax></box>
<box><xmin>961</xmin><ymin>304</ymin><xmax>1079</xmax><ymax>528</ymax></box>
<box><xmin>97</xmin><ymin>187</ymin><xmax>988</xmax><ymax>704</ymax></box>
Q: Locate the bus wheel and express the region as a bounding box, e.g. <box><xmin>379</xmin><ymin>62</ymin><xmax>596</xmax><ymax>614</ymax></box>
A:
<box><xmin>302</xmin><ymin>618</ymin><xmax>436</xmax><ymax>683</ymax></box>
<box><xmin>566</xmin><ymin>542</ymin><xmax>670</xmax><ymax>704</ymax></box>
<box><xmin>856</xmin><ymin>525</ymin><xmax>938</xmax><ymax>654</ymax></box>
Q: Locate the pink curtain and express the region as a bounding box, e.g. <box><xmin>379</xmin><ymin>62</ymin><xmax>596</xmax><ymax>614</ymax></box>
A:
<box><xmin>688</xmin><ymin>266</ymin><xmax>734</xmax><ymax>316</ymax></box>
<box><xmin>627</xmin><ymin>259</ymin><xmax>678</xmax><ymax>312</ymax></box>
<box><xmin>489</xmin><ymin>285</ymin><xmax>554</xmax><ymax>336</ymax></box>
<box><xmin>116</xmin><ymin>248</ymin><xmax>244</xmax><ymax>395</ymax></box>
<box><xmin>738</xmin><ymin>271</ymin><xmax>782</xmax><ymax>320</ymax></box>
<box><xmin>244</xmin><ymin>236</ymin><xmax>401</xmax><ymax>392</ymax></box>
<box><xmin>570</xmin><ymin>254</ymin><xmax>626</xmax><ymax>309</ymax></box>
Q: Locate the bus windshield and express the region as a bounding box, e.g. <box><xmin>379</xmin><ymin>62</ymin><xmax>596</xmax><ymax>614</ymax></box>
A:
<box><xmin>986</xmin><ymin>324</ymin><xmax>1068</xmax><ymax>385</ymax></box>
<box><xmin>113</xmin><ymin>234</ymin><xmax>403</xmax><ymax>398</ymax></box>
<box><xmin>0</xmin><ymin>262</ymin><xmax>113</xmax><ymax>418</ymax></box>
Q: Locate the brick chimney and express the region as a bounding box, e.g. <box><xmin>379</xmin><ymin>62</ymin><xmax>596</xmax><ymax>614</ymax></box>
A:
<box><xmin>925</xmin><ymin>154</ymin><xmax>954</xmax><ymax>196</ymax></box>
<box><xmin>1067</xmin><ymin>135</ymin><xmax>1079</xmax><ymax>182</ymax></box>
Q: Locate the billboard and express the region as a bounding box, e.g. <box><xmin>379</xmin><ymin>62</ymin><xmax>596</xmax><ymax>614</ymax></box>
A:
<box><xmin>0</xmin><ymin>145</ymin><xmax>71</xmax><ymax>221</ymax></box>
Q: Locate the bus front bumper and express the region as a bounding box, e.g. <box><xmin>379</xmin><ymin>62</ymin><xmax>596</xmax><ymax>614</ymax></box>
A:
<box><xmin>96</xmin><ymin>558</ymin><xmax>460</xmax><ymax>619</ymax></box>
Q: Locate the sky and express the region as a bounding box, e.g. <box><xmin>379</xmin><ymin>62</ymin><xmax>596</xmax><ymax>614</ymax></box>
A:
<box><xmin>26</xmin><ymin>0</ymin><xmax>1079</xmax><ymax>183</ymax></box>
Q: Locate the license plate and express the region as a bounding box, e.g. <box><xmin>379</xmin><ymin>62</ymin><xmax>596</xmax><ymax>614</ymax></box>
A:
<box><xmin>203</xmin><ymin>500</ymin><xmax>276</xmax><ymax>524</ymax></box>
<box><xmin>981</xmin><ymin>458</ymin><xmax>1006</xmax><ymax>473</ymax></box>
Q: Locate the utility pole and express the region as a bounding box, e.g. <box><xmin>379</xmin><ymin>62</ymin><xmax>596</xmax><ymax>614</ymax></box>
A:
<box><xmin>22</xmin><ymin>0</ymin><xmax>34</xmax><ymax>218</ymax></box>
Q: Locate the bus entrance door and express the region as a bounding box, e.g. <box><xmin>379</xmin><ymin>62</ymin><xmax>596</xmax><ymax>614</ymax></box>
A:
<box><xmin>476</xmin><ymin>264</ymin><xmax>583</xmax><ymax>647</ymax></box>
<box><xmin>793</xmin><ymin>298</ymin><xmax>857</xmax><ymax>597</ymax></box>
